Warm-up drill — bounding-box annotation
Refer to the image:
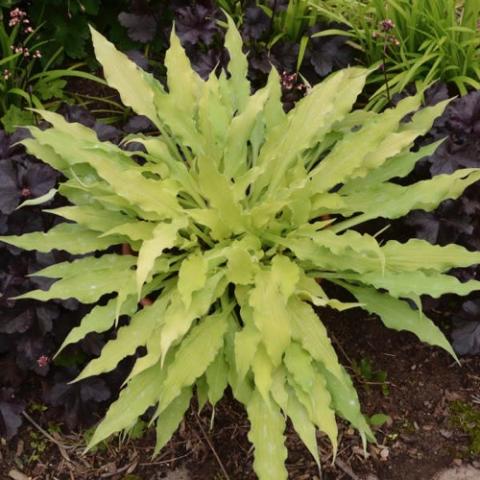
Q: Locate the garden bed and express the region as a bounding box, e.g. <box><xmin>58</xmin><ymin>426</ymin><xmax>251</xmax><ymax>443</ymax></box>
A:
<box><xmin>1</xmin><ymin>2</ymin><xmax>480</xmax><ymax>480</ymax></box>
<box><xmin>2</xmin><ymin>309</ymin><xmax>480</xmax><ymax>480</ymax></box>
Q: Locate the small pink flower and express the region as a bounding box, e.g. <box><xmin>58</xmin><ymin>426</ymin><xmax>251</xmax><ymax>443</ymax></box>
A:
<box><xmin>33</xmin><ymin>50</ymin><xmax>42</xmax><ymax>59</ymax></box>
<box><xmin>380</xmin><ymin>19</ymin><xmax>395</xmax><ymax>32</ymax></box>
<box><xmin>37</xmin><ymin>355</ymin><xmax>50</xmax><ymax>368</ymax></box>
<box><xmin>3</xmin><ymin>69</ymin><xmax>12</xmax><ymax>80</ymax></box>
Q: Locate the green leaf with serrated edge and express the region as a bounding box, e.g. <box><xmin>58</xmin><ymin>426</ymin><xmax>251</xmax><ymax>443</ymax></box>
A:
<box><xmin>252</xmin><ymin>344</ymin><xmax>273</xmax><ymax>402</ymax></box>
<box><xmin>32</xmin><ymin>254</ymin><xmax>136</xmax><ymax>279</ymax></box>
<box><xmin>87</xmin><ymin>361</ymin><xmax>166</xmax><ymax>450</ymax></box>
<box><xmin>165</xmin><ymin>27</ymin><xmax>202</xmax><ymax>117</ymax></box>
<box><xmin>287</xmin><ymin>297</ymin><xmax>345</xmax><ymax>386</ymax></box>
<box><xmin>329</xmin><ymin>270</ymin><xmax>480</xmax><ymax>300</ymax></box>
<box><xmin>223</xmin><ymin>86</ymin><xmax>270</xmax><ymax>178</ymax></box>
<box><xmin>55</xmin><ymin>296</ymin><xmax>138</xmax><ymax>357</ymax></box>
<box><xmin>157</xmin><ymin>310</ymin><xmax>228</xmax><ymax>414</ymax></box>
<box><xmin>154</xmin><ymin>387</ymin><xmax>192</xmax><ymax>455</ymax></box>
<box><xmin>332</xmin><ymin>168</ymin><xmax>480</xmax><ymax>228</ymax></box>
<box><xmin>196</xmin><ymin>155</ymin><xmax>244</xmax><ymax>235</ymax></box>
<box><xmin>21</xmin><ymin>138</ymin><xmax>69</xmax><ymax>173</ymax></box>
<box><xmin>45</xmin><ymin>206</ymin><xmax>130</xmax><ymax>233</ymax></box>
<box><xmin>284</xmin><ymin>343</ymin><xmax>315</xmax><ymax>393</ymax></box>
<box><xmin>254</xmin><ymin>68</ymin><xmax>368</xmax><ymax>199</ymax></box>
<box><xmin>382</xmin><ymin>239</ymin><xmax>480</xmax><ymax>272</ymax></box>
<box><xmin>340</xmin><ymin>141</ymin><xmax>442</xmax><ymax>193</ymax></box>
<box><xmin>289</xmin><ymin>371</ymin><xmax>338</xmax><ymax>455</ymax></box>
<box><xmin>234</xmin><ymin>302</ymin><xmax>261</xmax><ymax>382</ymax></box>
<box><xmin>247</xmin><ymin>390</ymin><xmax>288</xmax><ymax>480</ymax></box>
<box><xmin>101</xmin><ymin>222</ymin><xmax>155</xmax><ymax>242</ymax></box>
<box><xmin>17</xmin><ymin>188</ymin><xmax>57</xmax><ymax>209</ymax></box>
<box><xmin>270</xmin><ymin>368</ymin><xmax>320</xmax><ymax>464</ymax></box>
<box><xmin>17</xmin><ymin>265</ymin><xmax>136</xmax><ymax>304</ymax></box>
<box><xmin>226</xmin><ymin>247</ymin><xmax>257</xmax><ymax>285</ymax></box>
<box><xmin>309</xmin><ymin>94</ymin><xmax>421</xmax><ymax>193</ymax></box>
<box><xmin>316</xmin><ymin>362</ymin><xmax>374</xmax><ymax>448</ymax></box>
<box><xmin>137</xmin><ymin>219</ymin><xmax>186</xmax><ymax>294</ymax></box>
<box><xmin>0</xmin><ymin>223</ymin><xmax>123</xmax><ymax>254</ymax></box>
<box><xmin>205</xmin><ymin>349</ymin><xmax>228</xmax><ymax>407</ymax></box>
<box><xmin>285</xmin><ymin>386</ymin><xmax>320</xmax><ymax>466</ymax></box>
<box><xmin>34</xmin><ymin>109</ymin><xmax>104</xmax><ymax>144</ymax></box>
<box><xmin>75</xmin><ymin>296</ymin><xmax>171</xmax><ymax>381</ymax></box>
<box><xmin>123</xmin><ymin>287</ymin><xmax>177</xmax><ymax>383</ymax></box>
<box><xmin>224</xmin><ymin>15</ymin><xmax>250</xmax><ymax>113</ymax></box>
<box><xmin>177</xmin><ymin>253</ymin><xmax>208</xmax><ymax>308</ymax></box>
<box><xmin>249</xmin><ymin>273</ymin><xmax>290</xmax><ymax>366</ymax></box>
<box><xmin>160</xmin><ymin>272</ymin><xmax>227</xmax><ymax>363</ymax></box>
<box><xmin>196</xmin><ymin>376</ymin><xmax>209</xmax><ymax>412</ymax></box>
<box><xmin>90</xmin><ymin>27</ymin><xmax>161</xmax><ymax>126</ymax></box>
<box><xmin>341</xmin><ymin>283</ymin><xmax>457</xmax><ymax>360</ymax></box>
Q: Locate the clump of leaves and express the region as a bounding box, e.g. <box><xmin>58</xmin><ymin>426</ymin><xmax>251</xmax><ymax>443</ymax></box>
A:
<box><xmin>3</xmin><ymin>19</ymin><xmax>480</xmax><ymax>478</ymax></box>
<box><xmin>395</xmin><ymin>87</ymin><xmax>480</xmax><ymax>356</ymax></box>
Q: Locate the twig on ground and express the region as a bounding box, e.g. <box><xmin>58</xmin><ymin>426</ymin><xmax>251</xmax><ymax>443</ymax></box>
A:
<box><xmin>139</xmin><ymin>452</ymin><xmax>192</xmax><ymax>466</ymax></box>
<box><xmin>335</xmin><ymin>457</ymin><xmax>361</xmax><ymax>480</ymax></box>
<box><xmin>100</xmin><ymin>461</ymin><xmax>137</xmax><ymax>478</ymax></box>
<box><xmin>21</xmin><ymin>411</ymin><xmax>74</xmax><ymax>464</ymax></box>
<box><xmin>194</xmin><ymin>413</ymin><xmax>231</xmax><ymax>480</ymax></box>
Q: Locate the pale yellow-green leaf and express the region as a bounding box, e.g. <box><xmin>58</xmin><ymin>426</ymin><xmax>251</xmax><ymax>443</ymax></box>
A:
<box><xmin>309</xmin><ymin>94</ymin><xmax>421</xmax><ymax>193</ymax></box>
<box><xmin>157</xmin><ymin>311</ymin><xmax>228</xmax><ymax>413</ymax></box>
<box><xmin>154</xmin><ymin>387</ymin><xmax>192</xmax><ymax>455</ymax></box>
<box><xmin>343</xmin><ymin>284</ymin><xmax>457</xmax><ymax>360</ymax></box>
<box><xmin>287</xmin><ymin>297</ymin><xmax>345</xmax><ymax>385</ymax></box>
<box><xmin>0</xmin><ymin>223</ymin><xmax>123</xmax><ymax>254</ymax></box>
<box><xmin>252</xmin><ymin>345</ymin><xmax>274</xmax><ymax>402</ymax></box>
<box><xmin>56</xmin><ymin>296</ymin><xmax>138</xmax><ymax>356</ymax></box>
<box><xmin>226</xmin><ymin>247</ymin><xmax>257</xmax><ymax>285</ymax></box>
<box><xmin>205</xmin><ymin>349</ymin><xmax>228</xmax><ymax>406</ymax></box>
<box><xmin>32</xmin><ymin>254</ymin><xmax>136</xmax><ymax>279</ymax></box>
<box><xmin>45</xmin><ymin>205</ymin><xmax>130</xmax><ymax>233</ymax></box>
<box><xmin>136</xmin><ymin>219</ymin><xmax>186</xmax><ymax>294</ymax></box>
<box><xmin>75</xmin><ymin>298</ymin><xmax>168</xmax><ymax>380</ymax></box>
<box><xmin>88</xmin><ymin>361</ymin><xmax>166</xmax><ymax>449</ymax></box>
<box><xmin>316</xmin><ymin>362</ymin><xmax>374</xmax><ymax>447</ymax></box>
<box><xmin>249</xmin><ymin>268</ymin><xmax>291</xmax><ymax>366</ymax></box>
<box><xmin>285</xmin><ymin>387</ymin><xmax>320</xmax><ymax>466</ymax></box>
<box><xmin>247</xmin><ymin>390</ymin><xmax>288</xmax><ymax>480</ymax></box>
<box><xmin>234</xmin><ymin>310</ymin><xmax>261</xmax><ymax>381</ymax></box>
<box><xmin>338</xmin><ymin>270</ymin><xmax>480</xmax><ymax>299</ymax></box>
<box><xmin>293</xmin><ymin>372</ymin><xmax>338</xmax><ymax>455</ymax></box>
<box><xmin>90</xmin><ymin>27</ymin><xmax>161</xmax><ymax>125</ymax></box>
<box><xmin>284</xmin><ymin>343</ymin><xmax>315</xmax><ymax>393</ymax></box>
<box><xmin>383</xmin><ymin>239</ymin><xmax>480</xmax><ymax>272</ymax></box>
<box><xmin>17</xmin><ymin>264</ymin><xmax>135</xmax><ymax>304</ymax></box>
<box><xmin>224</xmin><ymin>14</ymin><xmax>250</xmax><ymax>112</ymax></box>
<box><xmin>22</xmin><ymin>138</ymin><xmax>69</xmax><ymax>173</ymax></box>
<box><xmin>177</xmin><ymin>253</ymin><xmax>208</xmax><ymax>308</ymax></box>
<box><xmin>159</xmin><ymin>272</ymin><xmax>227</xmax><ymax>361</ymax></box>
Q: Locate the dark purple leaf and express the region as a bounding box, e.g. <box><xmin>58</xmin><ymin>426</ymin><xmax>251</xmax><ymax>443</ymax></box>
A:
<box><xmin>0</xmin><ymin>388</ymin><xmax>24</xmax><ymax>440</ymax></box>
<box><xmin>242</xmin><ymin>6</ymin><xmax>270</xmax><ymax>41</ymax></box>
<box><xmin>175</xmin><ymin>4</ymin><xmax>219</xmax><ymax>46</ymax></box>
<box><xmin>118</xmin><ymin>12</ymin><xmax>157</xmax><ymax>43</ymax></box>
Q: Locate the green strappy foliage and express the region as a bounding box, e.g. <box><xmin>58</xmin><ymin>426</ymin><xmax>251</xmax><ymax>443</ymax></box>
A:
<box><xmin>3</xmin><ymin>18</ymin><xmax>480</xmax><ymax>479</ymax></box>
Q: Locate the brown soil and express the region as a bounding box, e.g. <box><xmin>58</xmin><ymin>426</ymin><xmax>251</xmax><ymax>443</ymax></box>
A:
<box><xmin>1</xmin><ymin>309</ymin><xmax>480</xmax><ymax>480</ymax></box>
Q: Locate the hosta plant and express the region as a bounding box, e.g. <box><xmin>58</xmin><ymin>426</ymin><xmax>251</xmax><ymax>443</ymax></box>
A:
<box><xmin>4</xmin><ymin>19</ymin><xmax>480</xmax><ymax>478</ymax></box>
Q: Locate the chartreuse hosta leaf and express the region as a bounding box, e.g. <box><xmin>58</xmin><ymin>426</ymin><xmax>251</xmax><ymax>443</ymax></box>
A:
<box><xmin>3</xmin><ymin>18</ymin><xmax>480</xmax><ymax>480</ymax></box>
